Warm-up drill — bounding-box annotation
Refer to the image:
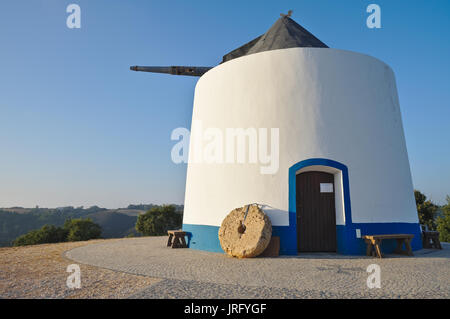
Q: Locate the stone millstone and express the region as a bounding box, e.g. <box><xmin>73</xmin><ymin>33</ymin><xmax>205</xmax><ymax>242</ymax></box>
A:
<box><xmin>218</xmin><ymin>205</ymin><xmax>272</xmax><ymax>258</ymax></box>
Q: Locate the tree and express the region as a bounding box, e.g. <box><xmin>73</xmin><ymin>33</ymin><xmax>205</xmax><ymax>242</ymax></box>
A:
<box><xmin>64</xmin><ymin>218</ymin><xmax>102</xmax><ymax>242</ymax></box>
<box><xmin>436</xmin><ymin>196</ymin><xmax>450</xmax><ymax>242</ymax></box>
<box><xmin>13</xmin><ymin>225</ymin><xmax>67</xmax><ymax>246</ymax></box>
<box><xmin>13</xmin><ymin>218</ymin><xmax>102</xmax><ymax>246</ymax></box>
<box><xmin>135</xmin><ymin>205</ymin><xmax>182</xmax><ymax>236</ymax></box>
<box><xmin>414</xmin><ymin>190</ymin><xmax>438</xmax><ymax>230</ymax></box>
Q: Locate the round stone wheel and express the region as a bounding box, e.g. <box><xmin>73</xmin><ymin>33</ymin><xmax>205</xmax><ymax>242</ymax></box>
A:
<box><xmin>218</xmin><ymin>205</ymin><xmax>272</xmax><ymax>258</ymax></box>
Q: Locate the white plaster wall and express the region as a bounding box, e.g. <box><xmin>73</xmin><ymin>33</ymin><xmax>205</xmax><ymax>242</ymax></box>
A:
<box><xmin>183</xmin><ymin>48</ymin><xmax>418</xmax><ymax>227</ymax></box>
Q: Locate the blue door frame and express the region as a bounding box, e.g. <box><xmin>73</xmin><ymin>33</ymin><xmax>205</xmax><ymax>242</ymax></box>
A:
<box><xmin>283</xmin><ymin>158</ymin><xmax>422</xmax><ymax>255</ymax></box>
<box><xmin>282</xmin><ymin>158</ymin><xmax>353</xmax><ymax>254</ymax></box>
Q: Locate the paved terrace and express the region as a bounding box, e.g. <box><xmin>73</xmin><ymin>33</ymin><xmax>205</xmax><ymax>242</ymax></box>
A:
<box><xmin>65</xmin><ymin>236</ymin><xmax>450</xmax><ymax>298</ymax></box>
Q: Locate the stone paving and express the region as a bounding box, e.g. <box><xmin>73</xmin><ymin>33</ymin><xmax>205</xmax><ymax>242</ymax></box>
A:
<box><xmin>65</xmin><ymin>237</ymin><xmax>450</xmax><ymax>298</ymax></box>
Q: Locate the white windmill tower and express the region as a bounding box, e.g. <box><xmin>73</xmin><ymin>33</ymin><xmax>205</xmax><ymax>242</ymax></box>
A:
<box><xmin>131</xmin><ymin>13</ymin><xmax>421</xmax><ymax>255</ymax></box>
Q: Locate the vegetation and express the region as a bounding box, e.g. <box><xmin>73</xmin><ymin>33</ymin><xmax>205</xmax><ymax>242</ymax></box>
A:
<box><xmin>13</xmin><ymin>225</ymin><xmax>67</xmax><ymax>246</ymax></box>
<box><xmin>0</xmin><ymin>206</ymin><xmax>99</xmax><ymax>246</ymax></box>
<box><xmin>64</xmin><ymin>218</ymin><xmax>102</xmax><ymax>242</ymax></box>
<box><xmin>0</xmin><ymin>204</ymin><xmax>183</xmax><ymax>247</ymax></box>
<box><xmin>127</xmin><ymin>204</ymin><xmax>157</xmax><ymax>211</ymax></box>
<box><xmin>436</xmin><ymin>196</ymin><xmax>450</xmax><ymax>242</ymax></box>
<box><xmin>127</xmin><ymin>204</ymin><xmax>183</xmax><ymax>212</ymax></box>
<box><xmin>13</xmin><ymin>218</ymin><xmax>101</xmax><ymax>246</ymax></box>
<box><xmin>414</xmin><ymin>190</ymin><xmax>450</xmax><ymax>242</ymax></box>
<box><xmin>414</xmin><ymin>190</ymin><xmax>439</xmax><ymax>230</ymax></box>
<box><xmin>85</xmin><ymin>211</ymin><xmax>138</xmax><ymax>238</ymax></box>
<box><xmin>135</xmin><ymin>205</ymin><xmax>183</xmax><ymax>236</ymax></box>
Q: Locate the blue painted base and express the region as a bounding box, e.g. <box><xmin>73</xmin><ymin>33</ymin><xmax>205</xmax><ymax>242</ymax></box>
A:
<box><xmin>182</xmin><ymin>224</ymin><xmax>223</xmax><ymax>253</ymax></box>
<box><xmin>341</xmin><ymin>222</ymin><xmax>423</xmax><ymax>255</ymax></box>
<box><xmin>182</xmin><ymin>224</ymin><xmax>298</xmax><ymax>255</ymax></box>
<box><xmin>182</xmin><ymin>222</ymin><xmax>422</xmax><ymax>256</ymax></box>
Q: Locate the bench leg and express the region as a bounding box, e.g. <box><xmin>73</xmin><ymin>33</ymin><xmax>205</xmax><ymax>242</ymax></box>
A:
<box><xmin>180</xmin><ymin>236</ymin><xmax>187</xmax><ymax>248</ymax></box>
<box><xmin>374</xmin><ymin>239</ymin><xmax>383</xmax><ymax>258</ymax></box>
<box><xmin>172</xmin><ymin>235</ymin><xmax>181</xmax><ymax>248</ymax></box>
<box><xmin>172</xmin><ymin>235</ymin><xmax>187</xmax><ymax>248</ymax></box>
<box><xmin>405</xmin><ymin>238</ymin><xmax>413</xmax><ymax>256</ymax></box>
<box><xmin>431</xmin><ymin>236</ymin><xmax>442</xmax><ymax>250</ymax></box>
<box><xmin>394</xmin><ymin>238</ymin><xmax>403</xmax><ymax>254</ymax></box>
<box><xmin>423</xmin><ymin>235</ymin><xmax>430</xmax><ymax>248</ymax></box>
<box><xmin>167</xmin><ymin>234</ymin><xmax>173</xmax><ymax>247</ymax></box>
<box><xmin>437</xmin><ymin>238</ymin><xmax>442</xmax><ymax>250</ymax></box>
<box><xmin>365</xmin><ymin>239</ymin><xmax>373</xmax><ymax>257</ymax></box>
<box><xmin>392</xmin><ymin>238</ymin><xmax>413</xmax><ymax>256</ymax></box>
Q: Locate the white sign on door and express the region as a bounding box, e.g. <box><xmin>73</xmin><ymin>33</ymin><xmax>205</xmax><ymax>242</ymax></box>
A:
<box><xmin>320</xmin><ymin>183</ymin><xmax>333</xmax><ymax>193</ymax></box>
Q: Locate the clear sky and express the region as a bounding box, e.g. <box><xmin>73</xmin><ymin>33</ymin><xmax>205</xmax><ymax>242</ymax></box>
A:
<box><xmin>0</xmin><ymin>0</ymin><xmax>449</xmax><ymax>208</ymax></box>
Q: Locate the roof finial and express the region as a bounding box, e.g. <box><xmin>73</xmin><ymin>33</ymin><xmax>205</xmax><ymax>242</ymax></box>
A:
<box><xmin>280</xmin><ymin>10</ymin><xmax>293</xmax><ymax>18</ymax></box>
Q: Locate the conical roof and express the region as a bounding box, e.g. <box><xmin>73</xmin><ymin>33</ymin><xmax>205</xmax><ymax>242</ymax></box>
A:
<box><xmin>222</xmin><ymin>16</ymin><xmax>328</xmax><ymax>63</ymax></box>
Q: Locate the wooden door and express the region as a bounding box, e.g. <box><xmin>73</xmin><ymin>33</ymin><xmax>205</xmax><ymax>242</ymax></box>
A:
<box><xmin>296</xmin><ymin>171</ymin><xmax>337</xmax><ymax>252</ymax></box>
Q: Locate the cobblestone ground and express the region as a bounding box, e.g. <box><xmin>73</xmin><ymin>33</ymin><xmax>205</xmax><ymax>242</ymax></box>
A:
<box><xmin>65</xmin><ymin>237</ymin><xmax>450</xmax><ymax>299</ymax></box>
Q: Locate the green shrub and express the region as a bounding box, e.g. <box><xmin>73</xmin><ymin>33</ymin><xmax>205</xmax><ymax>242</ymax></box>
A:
<box><xmin>64</xmin><ymin>218</ymin><xmax>102</xmax><ymax>242</ymax></box>
<box><xmin>135</xmin><ymin>205</ymin><xmax>182</xmax><ymax>236</ymax></box>
<box><xmin>13</xmin><ymin>224</ymin><xmax>67</xmax><ymax>246</ymax></box>
<box><xmin>414</xmin><ymin>190</ymin><xmax>439</xmax><ymax>230</ymax></box>
<box><xmin>13</xmin><ymin>218</ymin><xmax>102</xmax><ymax>246</ymax></box>
<box><xmin>437</xmin><ymin>196</ymin><xmax>450</xmax><ymax>242</ymax></box>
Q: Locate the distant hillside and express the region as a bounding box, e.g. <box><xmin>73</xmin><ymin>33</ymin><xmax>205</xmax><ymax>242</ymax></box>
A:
<box><xmin>1</xmin><ymin>207</ymin><xmax>33</xmax><ymax>214</ymax></box>
<box><xmin>0</xmin><ymin>208</ymin><xmax>93</xmax><ymax>246</ymax></box>
<box><xmin>114</xmin><ymin>209</ymin><xmax>146</xmax><ymax>217</ymax></box>
<box><xmin>0</xmin><ymin>204</ymin><xmax>183</xmax><ymax>246</ymax></box>
<box><xmin>126</xmin><ymin>204</ymin><xmax>183</xmax><ymax>212</ymax></box>
<box><xmin>86</xmin><ymin>211</ymin><xmax>139</xmax><ymax>238</ymax></box>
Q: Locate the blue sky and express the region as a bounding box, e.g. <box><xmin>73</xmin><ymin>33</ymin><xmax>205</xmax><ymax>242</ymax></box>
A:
<box><xmin>0</xmin><ymin>0</ymin><xmax>449</xmax><ymax>208</ymax></box>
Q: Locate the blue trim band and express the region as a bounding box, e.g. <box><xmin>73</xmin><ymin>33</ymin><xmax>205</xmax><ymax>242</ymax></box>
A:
<box><xmin>182</xmin><ymin>223</ymin><xmax>299</xmax><ymax>255</ymax></box>
<box><xmin>182</xmin><ymin>224</ymin><xmax>223</xmax><ymax>253</ymax></box>
<box><xmin>182</xmin><ymin>222</ymin><xmax>422</xmax><ymax>255</ymax></box>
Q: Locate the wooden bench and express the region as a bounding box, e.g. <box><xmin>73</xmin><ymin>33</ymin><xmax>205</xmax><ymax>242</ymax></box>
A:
<box><xmin>363</xmin><ymin>234</ymin><xmax>414</xmax><ymax>258</ymax></box>
<box><xmin>167</xmin><ymin>230</ymin><xmax>187</xmax><ymax>248</ymax></box>
<box><xmin>422</xmin><ymin>231</ymin><xmax>442</xmax><ymax>249</ymax></box>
